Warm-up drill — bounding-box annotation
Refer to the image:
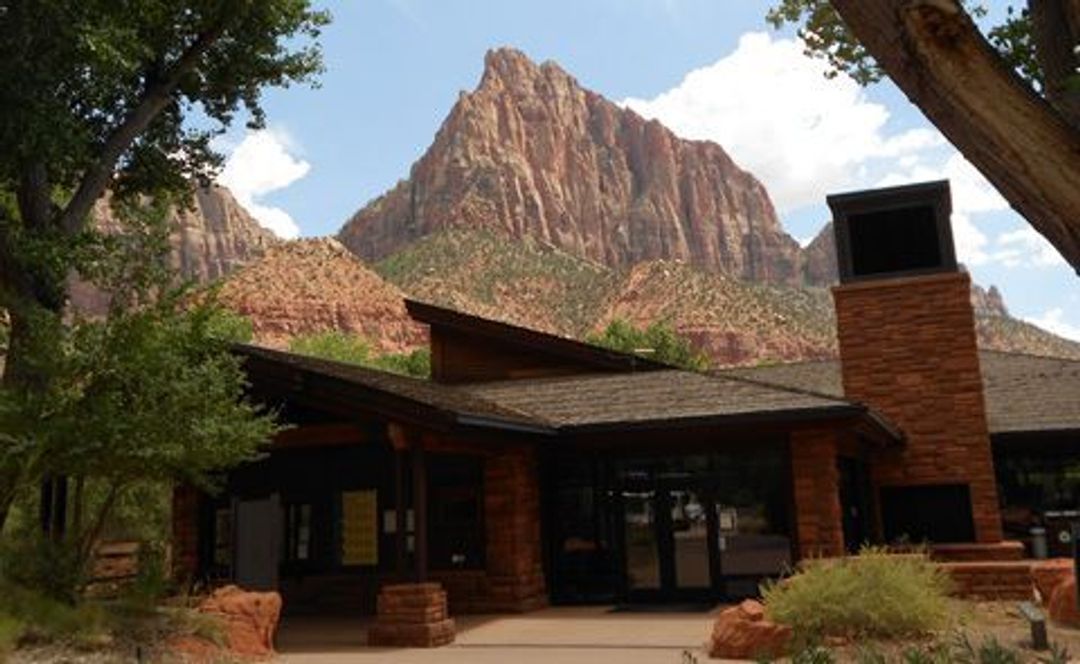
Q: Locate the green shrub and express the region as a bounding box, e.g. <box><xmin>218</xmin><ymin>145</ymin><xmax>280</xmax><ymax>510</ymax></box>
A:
<box><xmin>0</xmin><ymin>534</ymin><xmax>85</xmax><ymax>604</ymax></box>
<box><xmin>762</xmin><ymin>547</ymin><xmax>952</xmax><ymax>639</ymax></box>
<box><xmin>0</xmin><ymin>614</ymin><xmax>22</xmax><ymax>658</ymax></box>
<box><xmin>0</xmin><ymin>580</ymin><xmax>107</xmax><ymax>647</ymax></box>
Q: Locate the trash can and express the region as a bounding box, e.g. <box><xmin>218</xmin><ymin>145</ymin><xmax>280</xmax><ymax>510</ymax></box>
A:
<box><xmin>1031</xmin><ymin>526</ymin><xmax>1049</xmax><ymax>560</ymax></box>
<box><xmin>1044</xmin><ymin>510</ymin><xmax>1080</xmax><ymax>557</ymax></box>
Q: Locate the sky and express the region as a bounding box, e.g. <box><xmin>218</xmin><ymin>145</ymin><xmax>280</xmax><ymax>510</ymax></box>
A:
<box><xmin>214</xmin><ymin>0</ymin><xmax>1080</xmax><ymax>342</ymax></box>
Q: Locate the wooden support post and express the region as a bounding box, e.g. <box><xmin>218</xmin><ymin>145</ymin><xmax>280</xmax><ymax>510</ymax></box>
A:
<box><xmin>412</xmin><ymin>442</ymin><xmax>428</xmax><ymax>582</ymax></box>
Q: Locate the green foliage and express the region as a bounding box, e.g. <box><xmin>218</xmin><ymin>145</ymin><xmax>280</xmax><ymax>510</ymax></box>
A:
<box><xmin>792</xmin><ymin>644</ymin><xmax>837</xmax><ymax>664</ymax></box>
<box><xmin>765</xmin><ymin>1</ymin><xmax>1050</xmax><ymax>89</ymax></box>
<box><xmin>289</xmin><ymin>331</ymin><xmax>431</xmax><ymax>378</ymax></box>
<box><xmin>762</xmin><ymin>547</ymin><xmax>952</xmax><ymax>639</ymax></box>
<box><xmin>587</xmin><ymin>318</ymin><xmax>710</xmax><ymax>371</ymax></box>
<box><xmin>0</xmin><ymin>613</ymin><xmax>19</xmax><ymax>659</ymax></box>
<box><xmin>0</xmin><ymin>532</ymin><xmax>85</xmax><ymax>604</ymax></box>
<box><xmin>986</xmin><ymin>6</ymin><xmax>1041</xmax><ymax>91</ymax></box>
<box><xmin>0</xmin><ymin>1</ymin><xmax>329</xmax><ymax>205</ymax></box>
<box><xmin>0</xmin><ymin>579</ymin><xmax>108</xmax><ymax>647</ymax></box>
<box><xmin>766</xmin><ymin>0</ymin><xmax>884</xmax><ymax>85</ymax></box>
<box><xmin>801</xmin><ymin>632</ymin><xmax>1068</xmax><ymax>664</ymax></box>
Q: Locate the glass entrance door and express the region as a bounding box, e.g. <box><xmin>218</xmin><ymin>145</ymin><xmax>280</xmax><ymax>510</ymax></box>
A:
<box><xmin>623</xmin><ymin>490</ymin><xmax>661</xmax><ymax>592</ymax></box>
<box><xmin>621</xmin><ymin>486</ymin><xmax>714</xmax><ymax>600</ymax></box>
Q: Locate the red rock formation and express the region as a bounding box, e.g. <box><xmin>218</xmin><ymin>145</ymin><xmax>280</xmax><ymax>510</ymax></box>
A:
<box><xmin>340</xmin><ymin>48</ymin><xmax>808</xmax><ymax>285</ymax></box>
<box><xmin>192</xmin><ymin>585</ymin><xmax>282</xmax><ymax>658</ymax></box>
<box><xmin>216</xmin><ymin>238</ymin><xmax>428</xmax><ymax>352</ymax></box>
<box><xmin>1032</xmin><ymin>559</ymin><xmax>1073</xmax><ymax>603</ymax></box>
<box><xmin>708</xmin><ymin>600</ymin><xmax>792</xmax><ymax>659</ymax></box>
<box><xmin>1048</xmin><ymin>574</ymin><xmax>1080</xmax><ymax>627</ymax></box>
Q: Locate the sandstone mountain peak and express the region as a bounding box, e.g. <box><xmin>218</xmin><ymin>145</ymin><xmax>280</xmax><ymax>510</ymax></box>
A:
<box><xmin>340</xmin><ymin>49</ymin><xmax>829</xmax><ymax>285</ymax></box>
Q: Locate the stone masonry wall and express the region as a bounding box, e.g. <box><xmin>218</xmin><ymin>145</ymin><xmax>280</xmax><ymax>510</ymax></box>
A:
<box><xmin>833</xmin><ymin>272</ymin><xmax>1002</xmax><ymax>543</ymax></box>
<box><xmin>482</xmin><ymin>445</ymin><xmax>547</xmax><ymax>612</ymax></box>
<box><xmin>790</xmin><ymin>428</ymin><xmax>845</xmax><ymax>558</ymax></box>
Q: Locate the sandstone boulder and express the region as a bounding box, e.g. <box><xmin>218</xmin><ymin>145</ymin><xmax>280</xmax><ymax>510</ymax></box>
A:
<box><xmin>198</xmin><ymin>584</ymin><xmax>283</xmax><ymax>657</ymax></box>
<box><xmin>708</xmin><ymin>600</ymin><xmax>792</xmax><ymax>660</ymax></box>
<box><xmin>1049</xmin><ymin>574</ymin><xmax>1080</xmax><ymax>628</ymax></box>
<box><xmin>1033</xmin><ymin>559</ymin><xmax>1074</xmax><ymax>602</ymax></box>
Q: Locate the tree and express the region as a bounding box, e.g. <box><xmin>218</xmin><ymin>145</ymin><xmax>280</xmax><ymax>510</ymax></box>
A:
<box><xmin>0</xmin><ymin>198</ymin><xmax>278</xmax><ymax>576</ymax></box>
<box><xmin>289</xmin><ymin>331</ymin><xmax>432</xmax><ymax>378</ymax></box>
<box><xmin>768</xmin><ymin>0</ymin><xmax>1080</xmax><ymax>274</ymax></box>
<box><xmin>586</xmin><ymin>319</ymin><xmax>710</xmax><ymax>372</ymax></box>
<box><xmin>0</xmin><ymin>292</ymin><xmax>279</xmax><ymax>599</ymax></box>
<box><xmin>0</xmin><ymin>0</ymin><xmax>328</xmax><ymax>531</ymax></box>
<box><xmin>0</xmin><ymin>0</ymin><xmax>328</xmax><ymax>368</ymax></box>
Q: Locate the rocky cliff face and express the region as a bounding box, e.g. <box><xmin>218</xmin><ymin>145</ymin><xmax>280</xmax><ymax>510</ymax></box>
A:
<box><xmin>71</xmin><ymin>186</ymin><xmax>278</xmax><ymax>315</ymax></box>
<box><xmin>341</xmin><ymin>48</ymin><xmax>811</xmax><ymax>285</ymax></box>
<box><xmin>93</xmin><ymin>185</ymin><xmax>279</xmax><ymax>282</ymax></box>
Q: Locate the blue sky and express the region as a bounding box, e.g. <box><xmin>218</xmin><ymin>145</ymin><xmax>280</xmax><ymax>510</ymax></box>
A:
<box><xmin>215</xmin><ymin>0</ymin><xmax>1079</xmax><ymax>341</ymax></box>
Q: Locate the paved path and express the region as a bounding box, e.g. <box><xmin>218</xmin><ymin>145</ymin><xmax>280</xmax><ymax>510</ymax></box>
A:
<box><xmin>277</xmin><ymin>606</ymin><xmax>724</xmax><ymax>663</ymax></box>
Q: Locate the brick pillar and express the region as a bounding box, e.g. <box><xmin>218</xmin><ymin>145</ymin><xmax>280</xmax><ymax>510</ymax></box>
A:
<box><xmin>791</xmin><ymin>428</ymin><xmax>845</xmax><ymax>558</ymax></box>
<box><xmin>483</xmin><ymin>445</ymin><xmax>547</xmax><ymax>612</ymax></box>
<box><xmin>368</xmin><ymin>582</ymin><xmax>455</xmax><ymax>647</ymax></box>
<box><xmin>171</xmin><ymin>484</ymin><xmax>200</xmax><ymax>581</ymax></box>
<box><xmin>833</xmin><ymin>272</ymin><xmax>1002</xmax><ymax>543</ymax></box>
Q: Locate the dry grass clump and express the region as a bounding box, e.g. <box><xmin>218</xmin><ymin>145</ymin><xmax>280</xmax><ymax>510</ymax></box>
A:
<box><xmin>763</xmin><ymin>547</ymin><xmax>953</xmax><ymax>640</ymax></box>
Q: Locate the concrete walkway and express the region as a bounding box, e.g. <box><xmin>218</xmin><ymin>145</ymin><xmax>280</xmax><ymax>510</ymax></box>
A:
<box><xmin>277</xmin><ymin>606</ymin><xmax>723</xmax><ymax>663</ymax></box>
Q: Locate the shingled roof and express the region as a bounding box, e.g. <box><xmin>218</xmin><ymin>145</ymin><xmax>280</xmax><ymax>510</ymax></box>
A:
<box><xmin>236</xmin><ymin>345</ymin><xmax>555</xmax><ymax>434</ymax></box>
<box><xmin>459</xmin><ymin>369</ymin><xmax>887</xmax><ymax>434</ymax></box>
<box><xmin>235</xmin><ymin>345</ymin><xmax>898</xmax><ymax>439</ymax></box>
<box><xmin>717</xmin><ymin>350</ymin><xmax>1080</xmax><ymax>436</ymax></box>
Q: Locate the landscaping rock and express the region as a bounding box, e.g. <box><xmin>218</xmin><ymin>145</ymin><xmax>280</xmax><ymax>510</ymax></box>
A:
<box><xmin>1032</xmin><ymin>559</ymin><xmax>1073</xmax><ymax>602</ymax></box>
<box><xmin>708</xmin><ymin>600</ymin><xmax>792</xmax><ymax>660</ymax></box>
<box><xmin>197</xmin><ymin>584</ymin><xmax>282</xmax><ymax>657</ymax></box>
<box><xmin>1048</xmin><ymin>574</ymin><xmax>1080</xmax><ymax>628</ymax></box>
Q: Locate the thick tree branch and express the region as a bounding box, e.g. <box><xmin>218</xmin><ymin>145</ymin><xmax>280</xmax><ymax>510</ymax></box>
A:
<box><xmin>57</xmin><ymin>24</ymin><xmax>228</xmax><ymax>236</ymax></box>
<box><xmin>1030</xmin><ymin>0</ymin><xmax>1080</xmax><ymax>128</ymax></box>
<box><xmin>830</xmin><ymin>0</ymin><xmax>1080</xmax><ymax>274</ymax></box>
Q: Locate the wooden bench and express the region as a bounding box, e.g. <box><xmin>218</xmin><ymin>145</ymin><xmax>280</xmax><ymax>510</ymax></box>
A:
<box><xmin>1018</xmin><ymin>601</ymin><xmax>1049</xmax><ymax>650</ymax></box>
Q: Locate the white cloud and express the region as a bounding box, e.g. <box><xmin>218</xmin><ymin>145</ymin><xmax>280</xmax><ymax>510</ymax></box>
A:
<box><xmin>1024</xmin><ymin>308</ymin><xmax>1080</xmax><ymax>342</ymax></box>
<box><xmin>218</xmin><ymin>128</ymin><xmax>310</xmax><ymax>238</ymax></box>
<box><xmin>994</xmin><ymin>227</ymin><xmax>1067</xmax><ymax>268</ymax></box>
<box><xmin>622</xmin><ymin>32</ymin><xmax>943</xmax><ymax>213</ymax></box>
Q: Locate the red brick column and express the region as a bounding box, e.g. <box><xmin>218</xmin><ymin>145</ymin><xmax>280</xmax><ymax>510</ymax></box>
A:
<box><xmin>833</xmin><ymin>272</ymin><xmax>1002</xmax><ymax>543</ymax></box>
<box><xmin>368</xmin><ymin>583</ymin><xmax>455</xmax><ymax>647</ymax></box>
<box><xmin>483</xmin><ymin>445</ymin><xmax>547</xmax><ymax>612</ymax></box>
<box><xmin>172</xmin><ymin>484</ymin><xmax>200</xmax><ymax>581</ymax></box>
<box><xmin>790</xmin><ymin>428</ymin><xmax>845</xmax><ymax>558</ymax></box>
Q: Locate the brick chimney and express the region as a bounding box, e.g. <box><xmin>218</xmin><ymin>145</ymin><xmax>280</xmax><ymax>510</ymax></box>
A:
<box><xmin>828</xmin><ymin>180</ymin><xmax>1002</xmax><ymax>544</ymax></box>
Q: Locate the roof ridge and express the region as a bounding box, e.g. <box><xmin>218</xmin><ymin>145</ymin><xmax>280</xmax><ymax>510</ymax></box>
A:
<box><xmin>708</xmin><ymin>371</ymin><xmax>853</xmax><ymax>405</ymax></box>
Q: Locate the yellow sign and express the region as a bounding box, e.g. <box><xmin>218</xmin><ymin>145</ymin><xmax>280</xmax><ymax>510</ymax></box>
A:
<box><xmin>342</xmin><ymin>490</ymin><xmax>378</xmax><ymax>566</ymax></box>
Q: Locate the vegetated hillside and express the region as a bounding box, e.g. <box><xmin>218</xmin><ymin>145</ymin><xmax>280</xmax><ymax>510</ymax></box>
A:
<box><xmin>373</xmin><ymin>229</ymin><xmax>1080</xmax><ymax>366</ymax></box>
<box><xmin>974</xmin><ymin>314</ymin><xmax>1080</xmax><ymax>360</ymax></box>
<box><xmin>596</xmin><ymin>261</ymin><xmax>838</xmax><ymax>366</ymax></box>
<box><xmin>342</xmin><ymin>47</ymin><xmax>829</xmax><ymax>286</ymax></box>
<box><xmin>216</xmin><ymin>238</ymin><xmax>427</xmax><ymax>352</ymax></box>
<box><xmin>375</xmin><ymin>229</ymin><xmax>621</xmax><ymax>338</ymax></box>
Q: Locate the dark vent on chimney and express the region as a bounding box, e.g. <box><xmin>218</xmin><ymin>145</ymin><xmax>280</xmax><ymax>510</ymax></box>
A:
<box><xmin>827</xmin><ymin>180</ymin><xmax>957</xmax><ymax>283</ymax></box>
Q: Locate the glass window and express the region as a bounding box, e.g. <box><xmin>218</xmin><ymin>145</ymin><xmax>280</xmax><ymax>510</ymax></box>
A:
<box><xmin>428</xmin><ymin>455</ymin><xmax>484</xmax><ymax>569</ymax></box>
<box><xmin>285</xmin><ymin>502</ymin><xmax>313</xmax><ymax>562</ymax></box>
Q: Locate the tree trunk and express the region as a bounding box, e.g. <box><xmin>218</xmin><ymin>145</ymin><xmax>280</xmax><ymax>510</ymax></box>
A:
<box><xmin>829</xmin><ymin>0</ymin><xmax>1080</xmax><ymax>274</ymax></box>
